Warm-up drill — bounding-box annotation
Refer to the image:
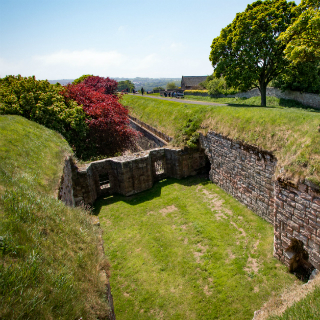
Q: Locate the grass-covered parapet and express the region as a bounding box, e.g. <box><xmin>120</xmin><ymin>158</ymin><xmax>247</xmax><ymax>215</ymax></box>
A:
<box><xmin>122</xmin><ymin>94</ymin><xmax>320</xmax><ymax>185</ymax></box>
<box><xmin>0</xmin><ymin>115</ymin><xmax>111</xmax><ymax>319</ymax></box>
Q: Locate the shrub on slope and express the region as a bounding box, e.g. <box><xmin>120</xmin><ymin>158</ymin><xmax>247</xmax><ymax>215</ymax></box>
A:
<box><xmin>0</xmin><ymin>116</ymin><xmax>110</xmax><ymax>319</ymax></box>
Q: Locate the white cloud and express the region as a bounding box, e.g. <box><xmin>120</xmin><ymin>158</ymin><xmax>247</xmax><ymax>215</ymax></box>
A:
<box><xmin>34</xmin><ymin>49</ymin><xmax>125</xmax><ymax>68</ymax></box>
<box><xmin>0</xmin><ymin>48</ymin><xmax>213</xmax><ymax>79</ymax></box>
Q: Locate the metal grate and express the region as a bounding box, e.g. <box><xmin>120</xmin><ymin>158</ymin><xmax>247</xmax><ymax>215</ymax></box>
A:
<box><xmin>155</xmin><ymin>160</ymin><xmax>164</xmax><ymax>175</ymax></box>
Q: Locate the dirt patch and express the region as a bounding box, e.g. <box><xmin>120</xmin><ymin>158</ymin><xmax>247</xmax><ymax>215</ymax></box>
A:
<box><xmin>230</xmin><ymin>221</ymin><xmax>246</xmax><ymax>237</ymax></box>
<box><xmin>215</xmin><ymin>212</ymin><xmax>227</xmax><ymax>220</ymax></box>
<box><xmin>193</xmin><ymin>243</ymin><xmax>208</xmax><ymax>264</ymax></box>
<box><xmin>253</xmin><ymin>239</ymin><xmax>260</xmax><ymax>252</ymax></box>
<box><xmin>226</xmin><ymin>249</ymin><xmax>236</xmax><ymax>263</ymax></box>
<box><xmin>204</xmin><ymin>284</ymin><xmax>212</xmax><ymax>296</ymax></box>
<box><xmin>160</xmin><ymin>205</ymin><xmax>178</xmax><ymax>216</ymax></box>
<box><xmin>184</xmin><ymin>238</ymin><xmax>188</xmax><ymax>244</ymax></box>
<box><xmin>123</xmin><ymin>292</ymin><xmax>130</xmax><ymax>297</ymax></box>
<box><xmin>244</xmin><ymin>257</ymin><xmax>259</xmax><ymax>275</ymax></box>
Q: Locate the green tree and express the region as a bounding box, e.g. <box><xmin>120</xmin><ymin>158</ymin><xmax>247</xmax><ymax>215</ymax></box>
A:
<box><xmin>117</xmin><ymin>80</ymin><xmax>135</xmax><ymax>92</ymax></box>
<box><xmin>153</xmin><ymin>86</ymin><xmax>165</xmax><ymax>91</ymax></box>
<box><xmin>278</xmin><ymin>0</ymin><xmax>320</xmax><ymax>63</ymax></box>
<box><xmin>209</xmin><ymin>0</ymin><xmax>296</xmax><ymax>106</ymax></box>
<box><xmin>166</xmin><ymin>82</ymin><xmax>177</xmax><ymax>90</ymax></box>
<box><xmin>274</xmin><ymin>60</ymin><xmax>320</xmax><ymax>93</ymax></box>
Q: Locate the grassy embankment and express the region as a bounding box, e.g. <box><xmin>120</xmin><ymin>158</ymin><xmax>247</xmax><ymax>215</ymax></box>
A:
<box><xmin>0</xmin><ymin>115</ymin><xmax>110</xmax><ymax>319</ymax></box>
<box><xmin>121</xmin><ymin>94</ymin><xmax>320</xmax><ymax>185</ymax></box>
<box><xmin>96</xmin><ymin>176</ymin><xmax>297</xmax><ymax>320</ymax></box>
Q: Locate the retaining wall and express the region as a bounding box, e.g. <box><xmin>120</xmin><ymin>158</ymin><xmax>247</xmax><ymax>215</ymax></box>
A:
<box><xmin>200</xmin><ymin>132</ymin><xmax>276</xmax><ymax>224</ymax></box>
<box><xmin>58</xmin><ymin>157</ymin><xmax>75</xmax><ymax>207</ymax></box>
<box><xmin>71</xmin><ymin>147</ymin><xmax>207</xmax><ymax>206</ymax></box>
<box><xmin>129</xmin><ymin>118</ymin><xmax>168</xmax><ymax>148</ymax></box>
<box><xmin>274</xmin><ymin>180</ymin><xmax>320</xmax><ymax>270</ymax></box>
<box><xmin>185</xmin><ymin>87</ymin><xmax>320</xmax><ymax>109</ymax></box>
<box><xmin>200</xmin><ymin>131</ymin><xmax>320</xmax><ymax>270</ymax></box>
<box><xmin>129</xmin><ymin>115</ymin><xmax>173</xmax><ymax>143</ymax></box>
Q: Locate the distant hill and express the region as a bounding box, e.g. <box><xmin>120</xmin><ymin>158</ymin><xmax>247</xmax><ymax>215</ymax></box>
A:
<box><xmin>113</xmin><ymin>77</ymin><xmax>181</xmax><ymax>91</ymax></box>
<box><xmin>48</xmin><ymin>79</ymin><xmax>74</xmax><ymax>85</ymax></box>
<box><xmin>48</xmin><ymin>77</ymin><xmax>182</xmax><ymax>91</ymax></box>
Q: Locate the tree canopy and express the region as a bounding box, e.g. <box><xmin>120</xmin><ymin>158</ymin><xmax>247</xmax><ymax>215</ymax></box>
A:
<box><xmin>278</xmin><ymin>0</ymin><xmax>320</xmax><ymax>63</ymax></box>
<box><xmin>166</xmin><ymin>82</ymin><xmax>177</xmax><ymax>90</ymax></box>
<box><xmin>209</xmin><ymin>0</ymin><xmax>296</xmax><ymax>106</ymax></box>
<box><xmin>117</xmin><ymin>80</ymin><xmax>135</xmax><ymax>92</ymax></box>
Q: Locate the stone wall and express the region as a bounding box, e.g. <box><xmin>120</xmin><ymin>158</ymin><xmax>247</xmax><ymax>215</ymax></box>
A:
<box><xmin>129</xmin><ymin>118</ymin><xmax>167</xmax><ymax>148</ymax></box>
<box><xmin>200</xmin><ymin>131</ymin><xmax>320</xmax><ymax>270</ymax></box>
<box><xmin>71</xmin><ymin>147</ymin><xmax>208</xmax><ymax>206</ymax></box>
<box><xmin>232</xmin><ymin>87</ymin><xmax>320</xmax><ymax>109</ymax></box>
<box><xmin>129</xmin><ymin>115</ymin><xmax>173</xmax><ymax>143</ymax></box>
<box><xmin>58</xmin><ymin>156</ymin><xmax>75</xmax><ymax>207</ymax></box>
<box><xmin>200</xmin><ymin>132</ymin><xmax>276</xmax><ymax>223</ymax></box>
<box><xmin>274</xmin><ymin>179</ymin><xmax>320</xmax><ymax>271</ymax></box>
<box><xmin>185</xmin><ymin>87</ymin><xmax>320</xmax><ymax>109</ymax></box>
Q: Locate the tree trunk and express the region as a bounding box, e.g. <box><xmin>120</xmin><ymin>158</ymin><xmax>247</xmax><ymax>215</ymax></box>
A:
<box><xmin>260</xmin><ymin>82</ymin><xmax>267</xmax><ymax>107</ymax></box>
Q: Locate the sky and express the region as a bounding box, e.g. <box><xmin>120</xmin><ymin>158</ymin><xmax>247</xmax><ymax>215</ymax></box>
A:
<box><xmin>0</xmin><ymin>0</ymin><xmax>300</xmax><ymax>80</ymax></box>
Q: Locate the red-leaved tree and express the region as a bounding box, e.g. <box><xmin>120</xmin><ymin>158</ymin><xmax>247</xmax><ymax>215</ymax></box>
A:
<box><xmin>82</xmin><ymin>76</ymin><xmax>118</xmax><ymax>95</ymax></box>
<box><xmin>63</xmin><ymin>80</ymin><xmax>139</xmax><ymax>158</ymax></box>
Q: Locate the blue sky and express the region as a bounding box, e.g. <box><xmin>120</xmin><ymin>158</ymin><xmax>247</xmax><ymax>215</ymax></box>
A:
<box><xmin>0</xmin><ymin>0</ymin><xmax>300</xmax><ymax>80</ymax></box>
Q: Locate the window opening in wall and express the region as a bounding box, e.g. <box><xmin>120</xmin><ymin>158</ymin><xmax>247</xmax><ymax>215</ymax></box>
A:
<box><xmin>155</xmin><ymin>160</ymin><xmax>164</xmax><ymax>175</ymax></box>
<box><xmin>99</xmin><ymin>173</ymin><xmax>110</xmax><ymax>189</ymax></box>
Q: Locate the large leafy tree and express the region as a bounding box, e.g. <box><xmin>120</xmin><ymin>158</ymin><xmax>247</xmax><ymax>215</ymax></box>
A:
<box><xmin>274</xmin><ymin>60</ymin><xmax>320</xmax><ymax>93</ymax></box>
<box><xmin>209</xmin><ymin>0</ymin><xmax>296</xmax><ymax>106</ymax></box>
<box><xmin>278</xmin><ymin>0</ymin><xmax>320</xmax><ymax>63</ymax></box>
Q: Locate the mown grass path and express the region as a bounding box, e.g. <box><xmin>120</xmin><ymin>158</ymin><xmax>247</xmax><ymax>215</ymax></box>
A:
<box><xmin>96</xmin><ymin>176</ymin><xmax>297</xmax><ymax>320</ymax></box>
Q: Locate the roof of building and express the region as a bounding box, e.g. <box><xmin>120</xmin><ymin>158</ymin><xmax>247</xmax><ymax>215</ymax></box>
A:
<box><xmin>181</xmin><ymin>76</ymin><xmax>208</xmax><ymax>87</ymax></box>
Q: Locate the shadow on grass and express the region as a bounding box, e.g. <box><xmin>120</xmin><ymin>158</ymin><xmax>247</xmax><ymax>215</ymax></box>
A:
<box><xmin>93</xmin><ymin>175</ymin><xmax>211</xmax><ymax>215</ymax></box>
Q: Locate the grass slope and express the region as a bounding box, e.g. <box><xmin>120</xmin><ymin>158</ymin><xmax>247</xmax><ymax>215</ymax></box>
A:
<box><xmin>0</xmin><ymin>115</ymin><xmax>110</xmax><ymax>319</ymax></box>
<box><xmin>122</xmin><ymin>95</ymin><xmax>320</xmax><ymax>184</ymax></box>
<box><xmin>96</xmin><ymin>176</ymin><xmax>297</xmax><ymax>320</ymax></box>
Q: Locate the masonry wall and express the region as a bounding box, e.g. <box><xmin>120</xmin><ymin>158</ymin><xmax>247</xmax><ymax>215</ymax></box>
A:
<box><xmin>200</xmin><ymin>132</ymin><xmax>276</xmax><ymax>223</ymax></box>
<box><xmin>129</xmin><ymin>119</ymin><xmax>167</xmax><ymax>148</ymax></box>
<box><xmin>185</xmin><ymin>87</ymin><xmax>320</xmax><ymax>109</ymax></box>
<box><xmin>58</xmin><ymin>157</ymin><xmax>75</xmax><ymax>207</ymax></box>
<box><xmin>71</xmin><ymin>147</ymin><xmax>207</xmax><ymax>206</ymax></box>
<box><xmin>274</xmin><ymin>180</ymin><xmax>320</xmax><ymax>270</ymax></box>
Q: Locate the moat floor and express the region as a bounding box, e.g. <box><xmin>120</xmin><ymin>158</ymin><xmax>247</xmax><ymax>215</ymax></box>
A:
<box><xmin>95</xmin><ymin>176</ymin><xmax>297</xmax><ymax>320</ymax></box>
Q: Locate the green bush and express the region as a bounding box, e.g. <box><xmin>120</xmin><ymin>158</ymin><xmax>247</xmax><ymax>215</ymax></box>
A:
<box><xmin>207</xmin><ymin>76</ymin><xmax>238</xmax><ymax>95</ymax></box>
<box><xmin>0</xmin><ymin>75</ymin><xmax>88</xmax><ymax>157</ymax></box>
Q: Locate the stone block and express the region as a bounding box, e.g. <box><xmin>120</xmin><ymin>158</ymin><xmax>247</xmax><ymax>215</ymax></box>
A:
<box><xmin>292</xmin><ymin>215</ymin><xmax>304</xmax><ymax>227</ymax></box>
<box><xmin>293</xmin><ymin>231</ymin><xmax>308</xmax><ymax>245</ymax></box>
<box><xmin>288</xmin><ymin>219</ymin><xmax>300</xmax><ymax>231</ymax></box>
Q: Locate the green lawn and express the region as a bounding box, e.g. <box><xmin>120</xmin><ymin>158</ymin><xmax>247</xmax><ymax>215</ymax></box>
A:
<box><xmin>96</xmin><ymin>176</ymin><xmax>297</xmax><ymax>320</ymax></box>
